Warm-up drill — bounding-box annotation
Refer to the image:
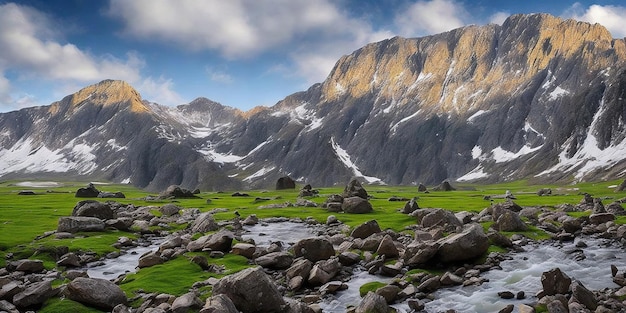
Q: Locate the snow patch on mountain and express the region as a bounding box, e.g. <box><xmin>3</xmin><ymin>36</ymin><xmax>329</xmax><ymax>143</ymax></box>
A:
<box><xmin>390</xmin><ymin>110</ymin><xmax>421</xmax><ymax>134</ymax></box>
<box><xmin>537</xmin><ymin>98</ymin><xmax>626</xmax><ymax>180</ymax></box>
<box><xmin>457</xmin><ymin>165</ymin><xmax>489</xmax><ymax>181</ymax></box>
<box><xmin>491</xmin><ymin>144</ymin><xmax>543</xmax><ymax>163</ymax></box>
<box><xmin>244</xmin><ymin>166</ymin><xmax>276</xmax><ymax>182</ymax></box>
<box><xmin>468</xmin><ymin>110</ymin><xmax>488</xmax><ymax>123</ymax></box>
<box><xmin>0</xmin><ymin>138</ymin><xmax>97</xmax><ymax>175</ymax></box>
<box><xmin>330</xmin><ymin>137</ymin><xmax>384</xmax><ymax>184</ymax></box>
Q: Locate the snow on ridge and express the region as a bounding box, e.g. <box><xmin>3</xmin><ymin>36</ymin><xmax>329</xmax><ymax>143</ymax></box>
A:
<box><xmin>244</xmin><ymin>166</ymin><xmax>276</xmax><ymax>182</ymax></box>
<box><xmin>549</xmin><ymin>86</ymin><xmax>569</xmax><ymax>100</ymax></box>
<box><xmin>537</xmin><ymin>98</ymin><xmax>626</xmax><ymax>180</ymax></box>
<box><xmin>491</xmin><ymin>144</ymin><xmax>543</xmax><ymax>163</ymax></box>
<box><xmin>457</xmin><ymin>165</ymin><xmax>489</xmax><ymax>181</ymax></box>
<box><xmin>0</xmin><ymin>138</ymin><xmax>97</xmax><ymax>175</ymax></box>
<box><xmin>468</xmin><ymin>110</ymin><xmax>488</xmax><ymax>123</ymax></box>
<box><xmin>390</xmin><ymin>110</ymin><xmax>421</xmax><ymax>134</ymax></box>
<box><xmin>330</xmin><ymin>137</ymin><xmax>384</xmax><ymax>184</ymax></box>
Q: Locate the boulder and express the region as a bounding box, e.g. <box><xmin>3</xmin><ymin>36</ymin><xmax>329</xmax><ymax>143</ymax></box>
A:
<box><xmin>191</xmin><ymin>212</ymin><xmax>219</xmax><ymax>233</ymax></box>
<box><xmin>58</xmin><ymin>216</ymin><xmax>105</xmax><ymax>233</ymax></box>
<box><xmin>537</xmin><ymin>188</ymin><xmax>552</xmax><ymax>196</ymax></box>
<box><xmin>160</xmin><ymin>204</ymin><xmax>181</xmax><ymax>216</ymax></box>
<box><xmin>213</xmin><ymin>267</ymin><xmax>285</xmax><ymax>313</ymax></box>
<box><xmin>255</xmin><ymin>251</ymin><xmax>294</xmax><ymax>269</ymax></box>
<box><xmin>276</xmin><ymin>176</ymin><xmax>296</xmax><ymax>190</ymax></box>
<box><xmin>589</xmin><ymin>213</ymin><xmax>615</xmax><ymax>224</ymax></box>
<box><xmin>355</xmin><ymin>292</ymin><xmax>392</xmax><ymax>313</ymax></box>
<box><xmin>138</xmin><ymin>251</ymin><xmax>165</xmax><ymax>268</ymax></box>
<box><xmin>231</xmin><ymin>243</ymin><xmax>256</xmax><ymax>259</ymax></box>
<box><xmin>420</xmin><ymin>209</ymin><xmax>463</xmax><ymax>230</ymax></box>
<box><xmin>72</xmin><ymin>200</ymin><xmax>115</xmax><ymax>220</ymax></box>
<box><xmin>493</xmin><ymin>210</ymin><xmax>528</xmax><ymax>232</ymax></box>
<box><xmin>292</xmin><ymin>237</ymin><xmax>335</xmax><ymax>262</ymax></box>
<box><xmin>171</xmin><ymin>292</ymin><xmax>202</xmax><ymax>313</ymax></box>
<box><xmin>75</xmin><ymin>183</ymin><xmax>100</xmax><ymax>198</ymax></box>
<box><xmin>375</xmin><ymin>235</ymin><xmax>399</xmax><ymax>258</ymax></box>
<box><xmin>403</xmin><ymin>242</ymin><xmax>439</xmax><ymax>267</ymax></box>
<box><xmin>541</xmin><ymin>268</ymin><xmax>571</xmax><ymax>296</ymax></box>
<box><xmin>9</xmin><ymin>259</ymin><xmax>44</xmax><ymax>273</ymax></box>
<box><xmin>417</xmin><ymin>183</ymin><xmax>428</xmax><ymax>192</ymax></box>
<box><xmin>286</xmin><ymin>258</ymin><xmax>313</xmax><ymax>281</ymax></box>
<box><xmin>376</xmin><ymin>284</ymin><xmax>401</xmax><ymax>304</ymax></box>
<box><xmin>308</xmin><ymin>258</ymin><xmax>341</xmax><ymax>286</ymax></box>
<box><xmin>433</xmin><ymin>181</ymin><xmax>455</xmax><ymax>191</ymax></box>
<box><xmin>617</xmin><ymin>179</ymin><xmax>626</xmax><ymax>192</ymax></box>
<box><xmin>17</xmin><ymin>190</ymin><xmax>35</xmax><ymax>195</ymax></box>
<box><xmin>343</xmin><ymin>179</ymin><xmax>368</xmax><ymax>199</ymax></box>
<box><xmin>435</xmin><ymin>223</ymin><xmax>489</xmax><ymax>263</ymax></box>
<box><xmin>12</xmin><ymin>281</ymin><xmax>53</xmax><ymax>308</ymax></box>
<box><xmin>351</xmin><ymin>220</ymin><xmax>381</xmax><ymax>239</ymax></box>
<box><xmin>66</xmin><ymin>277</ymin><xmax>127</xmax><ymax>310</ymax></box>
<box><xmin>342</xmin><ymin>196</ymin><xmax>373</xmax><ymax>214</ymax></box>
<box><xmin>98</xmin><ymin>192</ymin><xmax>125</xmax><ymax>198</ymax></box>
<box><xmin>187</xmin><ymin>229</ymin><xmax>234</xmax><ymax>252</ymax></box>
<box><xmin>571</xmin><ymin>280</ymin><xmax>597</xmax><ymax>310</ymax></box>
<box><xmin>200</xmin><ymin>294</ymin><xmax>239</xmax><ymax>313</ymax></box>
<box><xmin>401</xmin><ymin>197</ymin><xmax>419</xmax><ymax>214</ymax></box>
<box><xmin>159</xmin><ymin>185</ymin><xmax>197</xmax><ymax>199</ymax></box>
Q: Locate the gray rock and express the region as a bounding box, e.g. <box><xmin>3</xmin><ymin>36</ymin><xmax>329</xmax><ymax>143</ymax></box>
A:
<box><xmin>351</xmin><ymin>220</ymin><xmax>381</xmax><ymax>239</ymax></box>
<box><xmin>589</xmin><ymin>213</ymin><xmax>615</xmax><ymax>224</ymax></box>
<box><xmin>375</xmin><ymin>285</ymin><xmax>401</xmax><ymax>304</ymax></box>
<box><xmin>171</xmin><ymin>292</ymin><xmax>202</xmax><ymax>313</ymax></box>
<box><xmin>12</xmin><ymin>281</ymin><xmax>53</xmax><ymax>308</ymax></box>
<box><xmin>375</xmin><ymin>234</ymin><xmax>399</xmax><ymax>258</ymax></box>
<box><xmin>231</xmin><ymin>243</ymin><xmax>256</xmax><ymax>259</ymax></box>
<box><xmin>213</xmin><ymin>267</ymin><xmax>285</xmax><ymax>313</ymax></box>
<box><xmin>200</xmin><ymin>294</ymin><xmax>239</xmax><ymax>313</ymax></box>
<box><xmin>343</xmin><ymin>179</ymin><xmax>368</xmax><ymax>199</ymax></box>
<box><xmin>308</xmin><ymin>258</ymin><xmax>341</xmax><ymax>286</ymax></box>
<box><xmin>356</xmin><ymin>291</ymin><xmax>392</xmax><ymax>313</ymax></box>
<box><xmin>292</xmin><ymin>237</ymin><xmax>335</xmax><ymax>262</ymax></box>
<box><xmin>58</xmin><ymin>216</ymin><xmax>105</xmax><ymax>233</ymax></box>
<box><xmin>160</xmin><ymin>204</ymin><xmax>181</xmax><ymax>216</ymax></box>
<box><xmin>547</xmin><ymin>299</ymin><xmax>568</xmax><ymax>313</ymax></box>
<box><xmin>191</xmin><ymin>212</ymin><xmax>219</xmax><ymax>233</ymax></box>
<box><xmin>571</xmin><ymin>280</ymin><xmax>597</xmax><ymax>310</ymax></box>
<box><xmin>255</xmin><ymin>251</ymin><xmax>294</xmax><ymax>269</ymax></box>
<box><xmin>342</xmin><ymin>196</ymin><xmax>373</xmax><ymax>214</ymax></box>
<box><xmin>421</xmin><ymin>209</ymin><xmax>463</xmax><ymax>230</ymax></box>
<box><xmin>541</xmin><ymin>268</ymin><xmax>571</xmax><ymax>296</ymax></box>
<box><xmin>435</xmin><ymin>223</ymin><xmax>489</xmax><ymax>263</ymax></box>
<box><xmin>138</xmin><ymin>251</ymin><xmax>165</xmax><ymax>268</ymax></box>
<box><xmin>187</xmin><ymin>229</ymin><xmax>234</xmax><ymax>252</ymax></box>
<box><xmin>66</xmin><ymin>277</ymin><xmax>127</xmax><ymax>310</ymax></box>
<box><xmin>403</xmin><ymin>241</ymin><xmax>439</xmax><ymax>266</ymax></box>
<box><xmin>494</xmin><ymin>210</ymin><xmax>528</xmax><ymax>232</ymax></box>
<box><xmin>72</xmin><ymin>200</ymin><xmax>115</xmax><ymax>220</ymax></box>
<box><xmin>10</xmin><ymin>259</ymin><xmax>44</xmax><ymax>273</ymax></box>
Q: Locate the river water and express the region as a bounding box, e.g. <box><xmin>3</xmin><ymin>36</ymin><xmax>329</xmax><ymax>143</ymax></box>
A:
<box><xmin>82</xmin><ymin>221</ymin><xmax>626</xmax><ymax>313</ymax></box>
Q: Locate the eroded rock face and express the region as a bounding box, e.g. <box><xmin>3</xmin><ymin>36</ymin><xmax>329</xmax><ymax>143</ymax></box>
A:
<box><xmin>213</xmin><ymin>267</ymin><xmax>285</xmax><ymax>313</ymax></box>
<box><xmin>66</xmin><ymin>277</ymin><xmax>127</xmax><ymax>310</ymax></box>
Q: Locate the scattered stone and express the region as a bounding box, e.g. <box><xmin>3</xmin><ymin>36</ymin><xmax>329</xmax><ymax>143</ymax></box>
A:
<box><xmin>75</xmin><ymin>183</ymin><xmax>100</xmax><ymax>198</ymax></box>
<box><xmin>402</xmin><ymin>197</ymin><xmax>419</xmax><ymax>214</ymax></box>
<box><xmin>351</xmin><ymin>220</ymin><xmax>381</xmax><ymax>239</ymax></box>
<box><xmin>213</xmin><ymin>267</ymin><xmax>285</xmax><ymax>313</ymax></box>
<box><xmin>498</xmin><ymin>304</ymin><xmax>514</xmax><ymax>313</ymax></box>
<box><xmin>571</xmin><ymin>280</ymin><xmax>597</xmax><ymax>311</ymax></box>
<box><xmin>138</xmin><ymin>251</ymin><xmax>164</xmax><ymax>268</ymax></box>
<box><xmin>191</xmin><ymin>212</ymin><xmax>219</xmax><ymax>233</ymax></box>
<box><xmin>171</xmin><ymin>292</ymin><xmax>202</xmax><ymax>313</ymax></box>
<box><xmin>436</xmin><ymin>223</ymin><xmax>489</xmax><ymax>263</ymax></box>
<box><xmin>498</xmin><ymin>291</ymin><xmax>515</xmax><ymax>299</ymax></box>
<box><xmin>72</xmin><ymin>200</ymin><xmax>114</xmax><ymax>220</ymax></box>
<box><xmin>12</xmin><ymin>281</ymin><xmax>54</xmax><ymax>308</ymax></box>
<box><xmin>255</xmin><ymin>251</ymin><xmax>294</xmax><ymax>269</ymax></box>
<box><xmin>355</xmin><ymin>291</ymin><xmax>391</xmax><ymax>313</ymax></box>
<box><xmin>433</xmin><ymin>180</ymin><xmax>455</xmax><ymax>191</ymax></box>
<box><xmin>66</xmin><ymin>277</ymin><xmax>127</xmax><ymax>310</ymax></box>
<box><xmin>276</xmin><ymin>176</ymin><xmax>296</xmax><ymax>190</ymax></box>
<box><xmin>159</xmin><ymin>204</ymin><xmax>181</xmax><ymax>216</ymax></box>
<box><xmin>537</xmin><ymin>188</ymin><xmax>552</xmax><ymax>196</ymax></box>
<box><xmin>293</xmin><ymin>237</ymin><xmax>335</xmax><ymax>262</ymax></box>
<box><xmin>200</xmin><ymin>294</ymin><xmax>239</xmax><ymax>313</ymax></box>
<box><xmin>58</xmin><ymin>216</ymin><xmax>105</xmax><ymax>233</ymax></box>
<box><xmin>342</xmin><ymin>196</ymin><xmax>373</xmax><ymax>214</ymax></box>
<box><xmin>159</xmin><ymin>185</ymin><xmax>198</xmax><ymax>199</ymax></box>
<box><xmin>343</xmin><ymin>179</ymin><xmax>369</xmax><ymax>199</ymax></box>
<box><xmin>231</xmin><ymin>243</ymin><xmax>256</xmax><ymax>259</ymax></box>
<box><xmin>541</xmin><ymin>268</ymin><xmax>571</xmax><ymax>296</ymax></box>
<box><xmin>417</xmin><ymin>183</ymin><xmax>428</xmax><ymax>192</ymax></box>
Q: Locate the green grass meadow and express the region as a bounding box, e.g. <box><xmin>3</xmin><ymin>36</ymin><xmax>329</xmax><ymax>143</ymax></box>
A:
<box><xmin>0</xmin><ymin>178</ymin><xmax>624</xmax><ymax>312</ymax></box>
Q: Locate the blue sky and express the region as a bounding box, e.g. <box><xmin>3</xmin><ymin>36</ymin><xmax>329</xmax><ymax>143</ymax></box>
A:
<box><xmin>0</xmin><ymin>0</ymin><xmax>625</xmax><ymax>112</ymax></box>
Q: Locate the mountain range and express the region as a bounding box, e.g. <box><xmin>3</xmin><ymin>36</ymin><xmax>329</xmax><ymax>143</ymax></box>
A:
<box><xmin>1</xmin><ymin>13</ymin><xmax>626</xmax><ymax>192</ymax></box>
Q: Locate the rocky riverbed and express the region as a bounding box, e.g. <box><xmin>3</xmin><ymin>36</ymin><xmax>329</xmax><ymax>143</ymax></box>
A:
<box><xmin>2</xmin><ymin>182</ymin><xmax>626</xmax><ymax>312</ymax></box>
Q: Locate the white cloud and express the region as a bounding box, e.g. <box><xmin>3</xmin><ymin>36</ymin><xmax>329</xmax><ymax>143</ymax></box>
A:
<box><xmin>395</xmin><ymin>0</ymin><xmax>468</xmax><ymax>37</ymax></box>
<box><xmin>137</xmin><ymin>76</ymin><xmax>185</xmax><ymax>106</ymax></box>
<box><xmin>107</xmin><ymin>0</ymin><xmax>395</xmax><ymax>85</ymax></box>
<box><xmin>566</xmin><ymin>3</ymin><xmax>626</xmax><ymax>38</ymax></box>
<box><xmin>206</xmin><ymin>67</ymin><xmax>233</xmax><ymax>84</ymax></box>
<box><xmin>489</xmin><ymin>11</ymin><xmax>510</xmax><ymax>25</ymax></box>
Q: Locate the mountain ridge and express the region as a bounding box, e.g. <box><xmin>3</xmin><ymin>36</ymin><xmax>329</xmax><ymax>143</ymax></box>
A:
<box><xmin>1</xmin><ymin>13</ymin><xmax>626</xmax><ymax>191</ymax></box>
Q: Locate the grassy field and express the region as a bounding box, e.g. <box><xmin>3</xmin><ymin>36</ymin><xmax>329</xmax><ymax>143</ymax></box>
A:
<box><xmin>0</xmin><ymin>178</ymin><xmax>624</xmax><ymax>311</ymax></box>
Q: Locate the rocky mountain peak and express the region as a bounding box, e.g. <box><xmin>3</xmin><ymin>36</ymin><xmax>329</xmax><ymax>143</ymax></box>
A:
<box><xmin>48</xmin><ymin>79</ymin><xmax>148</xmax><ymax>116</ymax></box>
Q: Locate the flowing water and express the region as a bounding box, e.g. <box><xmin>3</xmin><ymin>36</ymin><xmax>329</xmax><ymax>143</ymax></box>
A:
<box><xmin>241</xmin><ymin>220</ymin><xmax>319</xmax><ymax>248</ymax></box>
<box><xmin>86</xmin><ymin>240</ymin><xmax>162</xmax><ymax>279</ymax></box>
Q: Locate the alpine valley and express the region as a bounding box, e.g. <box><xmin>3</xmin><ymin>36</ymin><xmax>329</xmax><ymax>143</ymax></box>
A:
<box><xmin>1</xmin><ymin>13</ymin><xmax>626</xmax><ymax>192</ymax></box>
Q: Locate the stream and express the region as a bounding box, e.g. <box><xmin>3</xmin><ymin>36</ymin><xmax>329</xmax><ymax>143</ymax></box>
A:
<box><xmin>82</xmin><ymin>221</ymin><xmax>626</xmax><ymax>313</ymax></box>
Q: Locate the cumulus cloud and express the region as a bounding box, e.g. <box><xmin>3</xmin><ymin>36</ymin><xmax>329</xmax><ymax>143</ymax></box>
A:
<box><xmin>394</xmin><ymin>0</ymin><xmax>469</xmax><ymax>37</ymax></box>
<box><xmin>137</xmin><ymin>77</ymin><xmax>186</xmax><ymax>106</ymax></box>
<box><xmin>107</xmin><ymin>0</ymin><xmax>394</xmax><ymax>85</ymax></box>
<box><xmin>566</xmin><ymin>3</ymin><xmax>626</xmax><ymax>38</ymax></box>
<box><xmin>0</xmin><ymin>3</ymin><xmax>146</xmax><ymax>110</ymax></box>
<box><xmin>489</xmin><ymin>11</ymin><xmax>511</xmax><ymax>25</ymax></box>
